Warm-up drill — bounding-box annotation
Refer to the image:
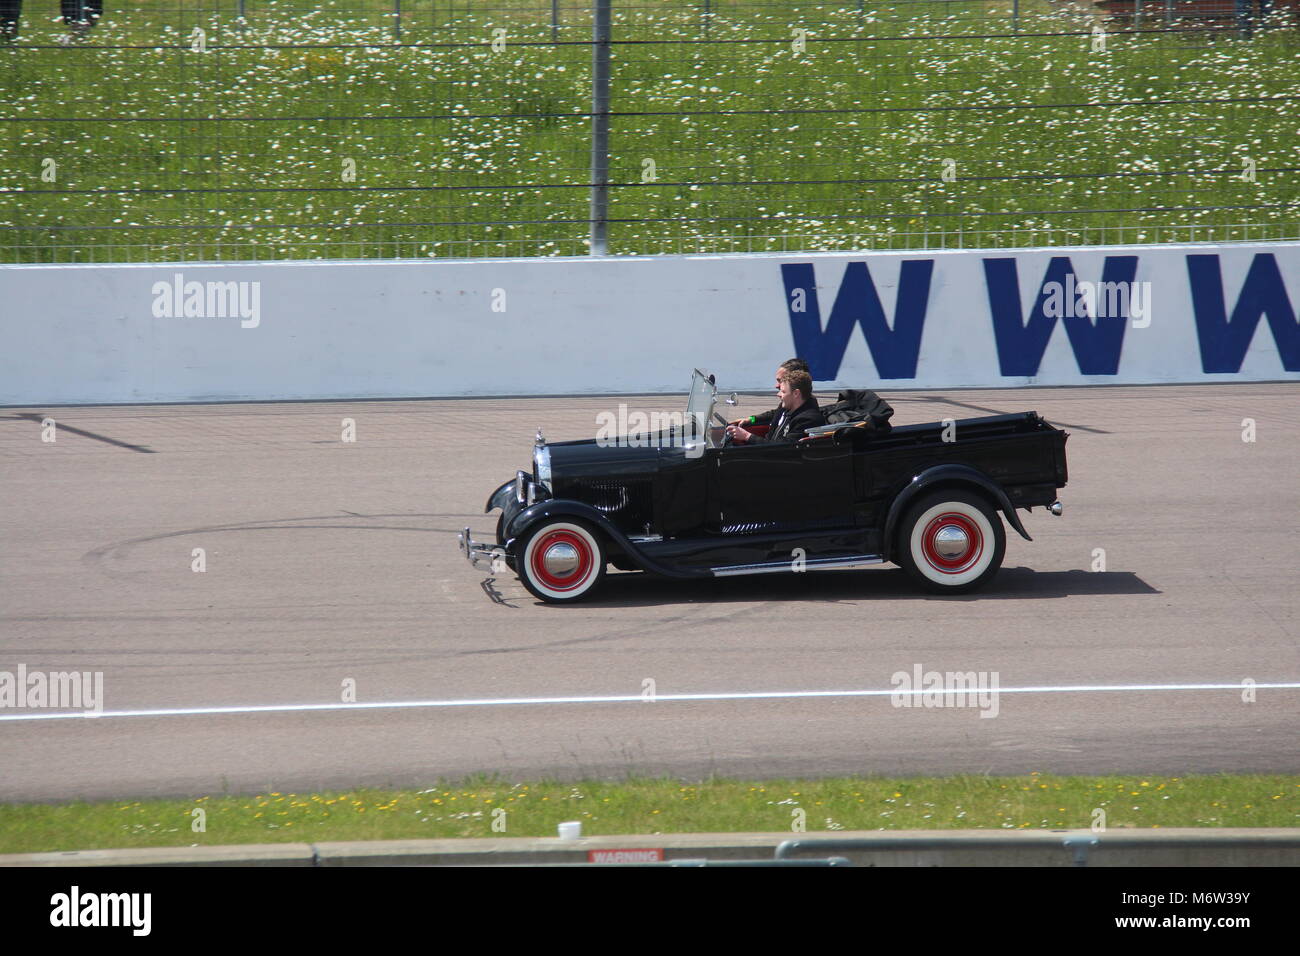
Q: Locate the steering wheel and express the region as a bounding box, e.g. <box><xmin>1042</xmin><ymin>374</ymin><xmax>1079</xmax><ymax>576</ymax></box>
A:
<box><xmin>713</xmin><ymin>412</ymin><xmax>734</xmax><ymax>447</ymax></box>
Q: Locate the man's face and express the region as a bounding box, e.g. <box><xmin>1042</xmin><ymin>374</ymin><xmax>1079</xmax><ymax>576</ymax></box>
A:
<box><xmin>776</xmin><ymin>375</ymin><xmax>795</xmax><ymax>409</ymax></box>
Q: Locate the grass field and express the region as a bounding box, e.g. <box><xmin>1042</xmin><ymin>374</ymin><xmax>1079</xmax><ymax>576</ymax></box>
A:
<box><xmin>1</xmin><ymin>773</ymin><xmax>1296</xmax><ymax>854</ymax></box>
<box><xmin>1</xmin><ymin>1</ymin><xmax>1297</xmax><ymax>261</ymax></box>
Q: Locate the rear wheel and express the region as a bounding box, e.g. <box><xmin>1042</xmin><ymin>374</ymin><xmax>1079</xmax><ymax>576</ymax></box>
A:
<box><xmin>898</xmin><ymin>489</ymin><xmax>1005</xmax><ymax>594</ymax></box>
<box><xmin>517</xmin><ymin>519</ymin><xmax>606</xmax><ymax>603</ymax></box>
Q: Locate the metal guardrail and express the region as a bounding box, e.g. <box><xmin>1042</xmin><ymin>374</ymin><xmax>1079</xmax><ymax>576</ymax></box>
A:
<box><xmin>663</xmin><ymin>857</ymin><xmax>853</xmax><ymax>867</ymax></box>
<box><xmin>776</xmin><ymin>833</ymin><xmax>1300</xmax><ymax>867</ymax></box>
<box><xmin>9</xmin><ymin>832</ymin><xmax>1300</xmax><ymax>867</ymax></box>
<box><xmin>475</xmin><ymin>857</ymin><xmax>855</xmax><ymax>866</ymax></box>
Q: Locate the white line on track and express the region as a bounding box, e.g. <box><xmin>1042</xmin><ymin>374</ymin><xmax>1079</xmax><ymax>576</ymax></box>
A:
<box><xmin>2</xmin><ymin>682</ymin><xmax>1298</xmax><ymax>723</ymax></box>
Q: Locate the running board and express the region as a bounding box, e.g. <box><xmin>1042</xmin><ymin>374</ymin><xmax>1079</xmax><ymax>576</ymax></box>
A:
<box><xmin>711</xmin><ymin>554</ymin><xmax>885</xmax><ymax>577</ymax></box>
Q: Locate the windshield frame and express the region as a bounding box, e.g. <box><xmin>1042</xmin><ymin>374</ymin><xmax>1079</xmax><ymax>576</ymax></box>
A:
<box><xmin>686</xmin><ymin>368</ymin><xmax>722</xmax><ymax>448</ymax></box>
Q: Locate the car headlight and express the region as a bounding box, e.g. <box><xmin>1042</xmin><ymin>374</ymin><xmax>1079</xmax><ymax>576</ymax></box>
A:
<box><xmin>534</xmin><ymin>443</ymin><xmax>552</xmax><ymax>489</ymax></box>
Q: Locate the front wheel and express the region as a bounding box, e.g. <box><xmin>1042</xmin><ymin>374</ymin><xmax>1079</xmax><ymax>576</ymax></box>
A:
<box><xmin>516</xmin><ymin>519</ymin><xmax>606</xmax><ymax>603</ymax></box>
<box><xmin>898</xmin><ymin>490</ymin><xmax>1006</xmax><ymax>594</ymax></box>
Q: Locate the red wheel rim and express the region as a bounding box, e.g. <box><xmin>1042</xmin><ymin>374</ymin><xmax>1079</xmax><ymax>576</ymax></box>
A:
<box><xmin>921</xmin><ymin>511</ymin><xmax>983</xmax><ymax>574</ymax></box>
<box><xmin>529</xmin><ymin>529</ymin><xmax>594</xmax><ymax>592</ymax></box>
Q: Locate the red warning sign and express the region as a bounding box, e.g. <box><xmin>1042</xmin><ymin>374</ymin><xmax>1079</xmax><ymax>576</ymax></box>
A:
<box><xmin>587</xmin><ymin>848</ymin><xmax>665</xmax><ymax>864</ymax></box>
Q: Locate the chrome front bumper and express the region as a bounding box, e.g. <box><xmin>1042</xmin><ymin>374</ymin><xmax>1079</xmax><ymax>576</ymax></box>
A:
<box><xmin>458</xmin><ymin>526</ymin><xmax>503</xmax><ymax>572</ymax></box>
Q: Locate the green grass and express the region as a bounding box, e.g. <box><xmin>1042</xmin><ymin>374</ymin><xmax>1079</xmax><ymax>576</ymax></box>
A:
<box><xmin>1</xmin><ymin>773</ymin><xmax>1295</xmax><ymax>854</ymax></box>
<box><xmin>1</xmin><ymin>1</ymin><xmax>1297</xmax><ymax>262</ymax></box>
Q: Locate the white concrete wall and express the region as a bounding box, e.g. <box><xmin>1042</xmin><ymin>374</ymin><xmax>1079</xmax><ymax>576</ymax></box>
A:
<box><xmin>2</xmin><ymin>242</ymin><xmax>1297</xmax><ymax>405</ymax></box>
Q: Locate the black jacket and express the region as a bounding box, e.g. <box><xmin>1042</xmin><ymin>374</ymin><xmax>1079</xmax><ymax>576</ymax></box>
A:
<box><xmin>748</xmin><ymin>396</ymin><xmax>824</xmax><ymax>443</ymax></box>
<box><xmin>822</xmin><ymin>389</ymin><xmax>894</xmax><ymax>432</ymax></box>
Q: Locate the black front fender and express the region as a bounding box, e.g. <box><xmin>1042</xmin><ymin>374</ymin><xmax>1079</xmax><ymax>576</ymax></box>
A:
<box><xmin>882</xmin><ymin>464</ymin><xmax>1031</xmax><ymax>560</ymax></box>
<box><xmin>505</xmin><ymin>500</ymin><xmax>708</xmax><ymax>579</ymax></box>
<box><xmin>485</xmin><ymin>478</ymin><xmax>516</xmax><ymax>514</ymax></box>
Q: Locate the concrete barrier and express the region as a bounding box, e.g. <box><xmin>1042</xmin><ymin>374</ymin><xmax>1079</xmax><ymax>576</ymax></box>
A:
<box><xmin>3</xmin><ymin>829</ymin><xmax>1297</xmax><ymax>867</ymax></box>
<box><xmin>2</xmin><ymin>242</ymin><xmax>1297</xmax><ymax>405</ymax></box>
<box><xmin>2</xmin><ymin>842</ymin><xmax>315</xmax><ymax>867</ymax></box>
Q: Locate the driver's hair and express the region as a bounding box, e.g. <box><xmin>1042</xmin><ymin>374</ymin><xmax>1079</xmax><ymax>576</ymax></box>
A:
<box><xmin>780</xmin><ymin>368</ymin><xmax>814</xmax><ymax>400</ymax></box>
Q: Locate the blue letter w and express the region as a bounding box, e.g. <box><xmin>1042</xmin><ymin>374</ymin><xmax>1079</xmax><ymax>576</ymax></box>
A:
<box><xmin>1187</xmin><ymin>254</ymin><xmax>1300</xmax><ymax>373</ymax></box>
<box><xmin>780</xmin><ymin>260</ymin><xmax>933</xmax><ymax>380</ymax></box>
<box><xmin>982</xmin><ymin>256</ymin><xmax>1137</xmax><ymax>376</ymax></box>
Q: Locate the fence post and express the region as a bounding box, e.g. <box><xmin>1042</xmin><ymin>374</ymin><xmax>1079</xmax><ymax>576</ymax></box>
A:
<box><xmin>589</xmin><ymin>0</ymin><xmax>611</xmax><ymax>255</ymax></box>
<box><xmin>393</xmin><ymin>0</ymin><xmax>401</xmax><ymax>42</ymax></box>
<box><xmin>1012</xmin><ymin>0</ymin><xmax>1018</xmax><ymax>33</ymax></box>
<box><xmin>552</xmin><ymin>0</ymin><xmax>560</xmax><ymax>41</ymax></box>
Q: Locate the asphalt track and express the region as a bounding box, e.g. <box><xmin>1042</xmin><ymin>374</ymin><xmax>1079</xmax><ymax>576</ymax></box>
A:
<box><xmin>0</xmin><ymin>383</ymin><xmax>1297</xmax><ymax>802</ymax></box>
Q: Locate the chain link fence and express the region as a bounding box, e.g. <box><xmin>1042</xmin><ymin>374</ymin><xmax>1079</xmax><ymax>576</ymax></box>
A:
<box><xmin>1</xmin><ymin>0</ymin><xmax>1297</xmax><ymax>262</ymax></box>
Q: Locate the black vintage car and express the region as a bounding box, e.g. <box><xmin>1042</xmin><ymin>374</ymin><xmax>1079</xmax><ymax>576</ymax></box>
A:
<box><xmin>458</xmin><ymin>370</ymin><xmax>1068</xmax><ymax>603</ymax></box>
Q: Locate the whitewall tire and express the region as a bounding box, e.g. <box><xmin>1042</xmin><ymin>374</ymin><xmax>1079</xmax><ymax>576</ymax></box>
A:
<box><xmin>899</xmin><ymin>490</ymin><xmax>1006</xmax><ymax>593</ymax></box>
<box><xmin>517</xmin><ymin>520</ymin><xmax>606</xmax><ymax>603</ymax></box>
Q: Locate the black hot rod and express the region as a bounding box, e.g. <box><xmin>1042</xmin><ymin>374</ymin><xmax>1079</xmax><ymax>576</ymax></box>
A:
<box><xmin>458</xmin><ymin>369</ymin><xmax>1067</xmax><ymax>603</ymax></box>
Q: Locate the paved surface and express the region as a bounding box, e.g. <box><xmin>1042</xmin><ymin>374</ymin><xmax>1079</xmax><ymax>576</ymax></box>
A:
<box><xmin>0</xmin><ymin>384</ymin><xmax>1296</xmax><ymax>801</ymax></box>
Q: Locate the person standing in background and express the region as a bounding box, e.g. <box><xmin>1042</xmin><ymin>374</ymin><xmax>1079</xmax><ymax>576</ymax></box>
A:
<box><xmin>0</xmin><ymin>1</ymin><xmax>20</xmax><ymax>39</ymax></box>
<box><xmin>1</xmin><ymin>2</ymin><xmax>105</xmax><ymax>41</ymax></box>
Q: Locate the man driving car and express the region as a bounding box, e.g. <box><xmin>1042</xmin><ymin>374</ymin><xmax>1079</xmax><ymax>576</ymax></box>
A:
<box><xmin>725</xmin><ymin>368</ymin><xmax>824</xmax><ymax>444</ymax></box>
<box><xmin>731</xmin><ymin>357</ymin><xmax>808</xmax><ymax>430</ymax></box>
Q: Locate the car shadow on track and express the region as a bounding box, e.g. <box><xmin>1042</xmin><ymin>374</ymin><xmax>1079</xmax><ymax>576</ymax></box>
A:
<box><xmin>509</xmin><ymin>565</ymin><xmax>1160</xmax><ymax>608</ymax></box>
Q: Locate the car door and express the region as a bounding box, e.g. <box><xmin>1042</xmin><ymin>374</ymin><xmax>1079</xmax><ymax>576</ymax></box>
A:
<box><xmin>714</xmin><ymin>439</ymin><xmax>855</xmax><ymax>531</ymax></box>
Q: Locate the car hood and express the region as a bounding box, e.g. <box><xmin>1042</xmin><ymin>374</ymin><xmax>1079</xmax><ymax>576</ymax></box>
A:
<box><xmin>544</xmin><ymin>437</ymin><xmax>664</xmax><ymax>483</ymax></box>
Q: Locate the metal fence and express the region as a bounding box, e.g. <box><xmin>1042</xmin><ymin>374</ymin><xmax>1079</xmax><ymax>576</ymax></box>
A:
<box><xmin>1</xmin><ymin>0</ymin><xmax>1297</xmax><ymax>262</ymax></box>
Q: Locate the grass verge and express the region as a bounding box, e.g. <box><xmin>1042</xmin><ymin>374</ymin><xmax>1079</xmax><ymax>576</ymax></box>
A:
<box><xmin>1</xmin><ymin>772</ymin><xmax>1296</xmax><ymax>854</ymax></box>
